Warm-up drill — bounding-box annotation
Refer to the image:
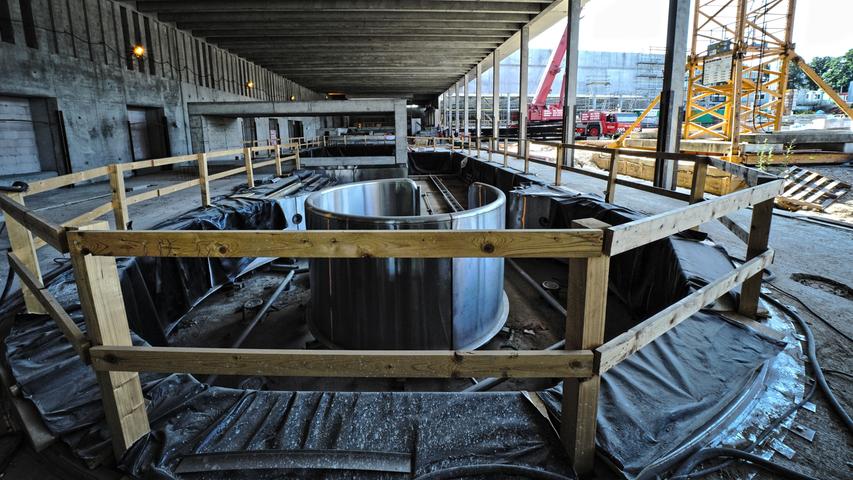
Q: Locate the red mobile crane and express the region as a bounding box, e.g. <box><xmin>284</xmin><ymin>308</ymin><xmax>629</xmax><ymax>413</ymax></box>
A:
<box><xmin>528</xmin><ymin>25</ymin><xmax>568</xmax><ymax>124</ymax></box>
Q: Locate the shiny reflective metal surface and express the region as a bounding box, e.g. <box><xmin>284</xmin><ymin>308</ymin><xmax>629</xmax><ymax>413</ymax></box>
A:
<box><xmin>306</xmin><ymin>178</ymin><xmax>508</xmax><ymax>350</ymax></box>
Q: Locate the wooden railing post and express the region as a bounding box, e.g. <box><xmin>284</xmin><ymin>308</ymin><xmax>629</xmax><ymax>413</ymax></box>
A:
<box><xmin>555</xmin><ymin>145</ymin><xmax>564</xmax><ymax>186</ymax></box>
<box><xmin>274</xmin><ymin>144</ymin><xmax>283</xmax><ymax>177</ymax></box>
<box><xmin>108</xmin><ymin>164</ymin><xmax>129</xmax><ymax>230</ymax></box>
<box><xmin>243</xmin><ymin>147</ymin><xmax>255</xmax><ymax>188</ymax></box>
<box><xmin>738</xmin><ymin>196</ymin><xmax>774</xmax><ymax>317</ymax></box>
<box><xmin>69</xmin><ymin>222</ymin><xmax>150</xmax><ymax>459</ymax></box>
<box><xmin>197</xmin><ymin>153</ymin><xmax>211</xmax><ymax>207</ymax></box>
<box><xmin>294</xmin><ymin>143</ymin><xmax>302</xmax><ymax>170</ymax></box>
<box><xmin>4</xmin><ymin>193</ymin><xmax>46</xmax><ymax>314</ymax></box>
<box><xmin>690</xmin><ymin>160</ymin><xmax>708</xmax><ymax>204</ymax></box>
<box><xmin>562</xmin><ymin>218</ymin><xmax>610</xmax><ymax>474</ymax></box>
<box><xmin>605</xmin><ymin>150</ymin><xmax>619</xmax><ymax>203</ymax></box>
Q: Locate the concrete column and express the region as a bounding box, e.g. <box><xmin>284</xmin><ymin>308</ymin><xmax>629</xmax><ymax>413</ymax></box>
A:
<box><xmin>463</xmin><ymin>73</ymin><xmax>470</xmax><ymax>139</ymax></box>
<box><xmin>654</xmin><ymin>0</ymin><xmax>690</xmax><ymax>189</ymax></box>
<box><xmin>519</xmin><ymin>24</ymin><xmax>530</xmax><ymax>153</ymax></box>
<box><xmin>454</xmin><ymin>81</ymin><xmax>460</xmax><ymax>136</ymax></box>
<box><xmin>394</xmin><ymin>100</ymin><xmax>407</xmax><ymax>165</ymax></box>
<box><xmin>475</xmin><ymin>63</ymin><xmax>482</xmax><ymax>143</ymax></box>
<box><xmin>492</xmin><ymin>50</ymin><xmax>500</xmax><ymax>142</ymax></box>
<box><xmin>562</xmin><ymin>1</ymin><xmax>581</xmax><ymax>167</ymax></box>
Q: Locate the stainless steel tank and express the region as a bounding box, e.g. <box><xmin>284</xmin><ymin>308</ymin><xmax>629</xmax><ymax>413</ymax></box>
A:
<box><xmin>305</xmin><ymin>178</ymin><xmax>508</xmax><ymax>350</ymax></box>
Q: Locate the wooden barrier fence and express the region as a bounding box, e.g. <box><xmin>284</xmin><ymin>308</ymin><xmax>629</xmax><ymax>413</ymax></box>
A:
<box><xmin>0</xmin><ymin>136</ymin><xmax>782</xmax><ymax>473</ymax></box>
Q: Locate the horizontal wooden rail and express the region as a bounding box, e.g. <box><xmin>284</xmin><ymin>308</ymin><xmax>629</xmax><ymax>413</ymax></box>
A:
<box><xmin>24</xmin><ymin>166</ymin><xmax>111</xmax><ymax>196</ymax></box>
<box><xmin>89</xmin><ymin>346</ymin><xmax>595</xmax><ymax>378</ymax></box>
<box><xmin>596</xmin><ymin>249</ymin><xmax>775</xmax><ymax>372</ymax></box>
<box><xmin>68</xmin><ymin>229</ymin><xmax>605</xmax><ymax>259</ymax></box>
<box><xmin>0</xmin><ymin>194</ymin><xmax>67</xmax><ymax>252</ymax></box>
<box><xmin>8</xmin><ymin>253</ymin><xmax>90</xmax><ymax>360</ymax></box>
<box><xmin>122</xmin><ymin>154</ymin><xmax>199</xmax><ymax>172</ymax></box>
<box><xmin>208</xmin><ymin>166</ymin><xmax>248</xmax><ymax>181</ymax></box>
<box><xmin>125</xmin><ymin>179</ymin><xmax>202</xmax><ymax>206</ymax></box>
<box><xmin>604</xmin><ymin>179</ymin><xmax>784</xmax><ymax>255</ymax></box>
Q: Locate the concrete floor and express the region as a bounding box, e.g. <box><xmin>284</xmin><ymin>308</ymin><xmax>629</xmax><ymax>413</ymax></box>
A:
<box><xmin>0</xmin><ymin>155</ymin><xmax>850</xmax><ymax>479</ymax></box>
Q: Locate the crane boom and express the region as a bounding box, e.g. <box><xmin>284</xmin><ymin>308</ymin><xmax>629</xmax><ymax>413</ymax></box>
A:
<box><xmin>529</xmin><ymin>24</ymin><xmax>568</xmax><ymax>122</ymax></box>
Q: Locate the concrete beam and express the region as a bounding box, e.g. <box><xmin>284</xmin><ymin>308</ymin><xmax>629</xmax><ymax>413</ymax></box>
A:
<box><xmin>136</xmin><ymin>1</ymin><xmax>547</xmax><ymax>14</ymax></box>
<box><xmin>187</xmin><ymin>99</ymin><xmax>404</xmax><ymax>117</ymax></box>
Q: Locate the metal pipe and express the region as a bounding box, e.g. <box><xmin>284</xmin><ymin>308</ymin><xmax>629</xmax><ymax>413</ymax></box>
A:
<box><xmin>204</xmin><ymin>269</ymin><xmax>295</xmax><ymax>385</ymax></box>
<box><xmin>463</xmin><ymin>259</ymin><xmax>566</xmax><ymax>393</ymax></box>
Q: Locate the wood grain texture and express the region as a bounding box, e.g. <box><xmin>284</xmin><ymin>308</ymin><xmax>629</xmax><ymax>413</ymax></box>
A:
<box><xmin>8</xmin><ymin>253</ymin><xmax>89</xmax><ymax>359</ymax></box>
<box><xmin>738</xmin><ymin>199</ymin><xmax>774</xmax><ymax>317</ymax></box>
<box><xmin>89</xmin><ymin>346</ymin><xmax>595</xmax><ymax>378</ymax></box>
<box><xmin>197</xmin><ymin>153</ymin><xmax>211</xmax><ymax>207</ymax></box>
<box><xmin>605</xmin><ymin>179</ymin><xmax>783</xmax><ymax>255</ymax></box>
<box><xmin>0</xmin><ymin>193</ymin><xmax>67</xmax><ymax>252</ymax></box>
<box><xmin>4</xmin><ymin>193</ymin><xmax>47</xmax><ymax>313</ymax></box>
<box><xmin>125</xmin><ymin>179</ymin><xmax>202</xmax><ymax>206</ymax></box>
<box><xmin>67</xmin><ymin>229</ymin><xmax>605</xmax><ymax>259</ymax></box>
<box><xmin>69</xmin><ymin>223</ymin><xmax>149</xmax><ymax>456</ymax></box>
<box><xmin>23</xmin><ymin>166</ymin><xmax>110</xmax><ymax>195</ymax></box>
<box><xmin>596</xmin><ymin>249</ymin><xmax>775</xmax><ymax>372</ymax></box>
<box><xmin>108</xmin><ymin>164</ymin><xmax>129</xmax><ymax>230</ymax></box>
<box><xmin>562</xmin><ymin>219</ymin><xmax>610</xmax><ymax>473</ymax></box>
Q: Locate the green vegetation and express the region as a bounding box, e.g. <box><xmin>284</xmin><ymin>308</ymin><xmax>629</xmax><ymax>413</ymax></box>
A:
<box><xmin>788</xmin><ymin>49</ymin><xmax>853</xmax><ymax>92</ymax></box>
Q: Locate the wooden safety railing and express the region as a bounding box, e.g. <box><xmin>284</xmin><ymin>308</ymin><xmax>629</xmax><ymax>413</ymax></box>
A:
<box><xmin>0</xmin><ymin>133</ymin><xmax>783</xmax><ymax>474</ymax></box>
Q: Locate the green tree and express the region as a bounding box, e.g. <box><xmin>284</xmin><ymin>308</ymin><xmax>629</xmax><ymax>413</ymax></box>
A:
<box><xmin>822</xmin><ymin>49</ymin><xmax>853</xmax><ymax>92</ymax></box>
<box><xmin>786</xmin><ymin>50</ymin><xmax>853</xmax><ymax>93</ymax></box>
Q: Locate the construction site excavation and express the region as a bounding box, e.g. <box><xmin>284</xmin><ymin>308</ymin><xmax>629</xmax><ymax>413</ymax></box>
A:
<box><xmin>0</xmin><ymin>1</ymin><xmax>851</xmax><ymax>479</ymax></box>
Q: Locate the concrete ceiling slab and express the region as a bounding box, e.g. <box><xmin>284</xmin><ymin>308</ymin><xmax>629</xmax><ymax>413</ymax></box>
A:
<box><xmin>133</xmin><ymin>0</ymin><xmax>560</xmax><ymax>101</ymax></box>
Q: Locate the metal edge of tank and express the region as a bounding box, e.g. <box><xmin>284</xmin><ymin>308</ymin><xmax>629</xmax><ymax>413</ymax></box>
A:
<box><xmin>304</xmin><ymin>179</ymin><xmax>509</xmax><ymax>350</ymax></box>
<box><xmin>450</xmin><ymin>182</ymin><xmax>509</xmax><ymax>350</ymax></box>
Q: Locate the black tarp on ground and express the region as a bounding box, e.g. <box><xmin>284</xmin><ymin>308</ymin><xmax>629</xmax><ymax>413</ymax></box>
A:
<box><xmin>3</xmin><ymin>158</ymin><xmax>787</xmax><ymax>479</ymax></box>
<box><xmin>119</xmin><ymin>197</ymin><xmax>286</xmax><ymax>345</ymax></box>
<box><xmin>505</xmin><ymin>183</ymin><xmax>786</xmax><ymax>478</ymax></box>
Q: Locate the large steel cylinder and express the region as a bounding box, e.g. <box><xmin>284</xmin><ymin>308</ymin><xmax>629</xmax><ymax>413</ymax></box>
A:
<box><xmin>305</xmin><ymin>178</ymin><xmax>508</xmax><ymax>350</ymax></box>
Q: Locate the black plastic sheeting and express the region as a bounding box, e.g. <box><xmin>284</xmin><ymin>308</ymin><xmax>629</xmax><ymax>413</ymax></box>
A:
<box><xmin>120</xmin><ymin>197</ymin><xmax>286</xmax><ymax>344</ymax></box>
<box><xmin>3</xmin><ymin>157</ymin><xmax>787</xmax><ymax>479</ymax></box>
<box><xmin>504</xmin><ymin>183</ymin><xmax>786</xmax><ymax>478</ymax></box>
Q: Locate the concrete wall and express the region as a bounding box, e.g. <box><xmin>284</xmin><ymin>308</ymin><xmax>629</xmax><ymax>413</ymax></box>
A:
<box><xmin>0</xmin><ymin>0</ymin><xmax>322</xmax><ymax>174</ymax></box>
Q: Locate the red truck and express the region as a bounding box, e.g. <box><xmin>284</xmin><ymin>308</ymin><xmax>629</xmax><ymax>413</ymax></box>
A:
<box><xmin>576</xmin><ymin>111</ymin><xmax>639</xmax><ymax>138</ymax></box>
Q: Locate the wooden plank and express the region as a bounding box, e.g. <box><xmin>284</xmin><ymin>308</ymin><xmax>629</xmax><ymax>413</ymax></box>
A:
<box><xmin>198</xmin><ymin>153</ymin><xmax>211</xmax><ymax>207</ymax></box>
<box><xmin>89</xmin><ymin>346</ymin><xmax>594</xmax><ymax>378</ymax></box>
<box><xmin>125</xmin><ymin>179</ymin><xmax>201</xmax><ymax>206</ymax></box>
<box><xmin>24</xmin><ymin>166</ymin><xmax>110</xmax><ymax>195</ymax></box>
<box><xmin>68</xmin><ymin>229</ymin><xmax>605</xmax><ymax>259</ymax></box>
<box><xmin>108</xmin><ymin>164</ymin><xmax>129</xmax><ymax>230</ymax></box>
<box><xmin>716</xmin><ymin>216</ymin><xmax>750</xmax><ymax>244</ymax></box>
<box><xmin>243</xmin><ymin>147</ymin><xmax>255</xmax><ymax>188</ymax></box>
<box><xmin>69</xmin><ymin>222</ymin><xmax>149</xmax><ymax>458</ymax></box>
<box><xmin>690</xmin><ymin>161</ymin><xmax>708</xmax><ymax>204</ymax></box>
<box><xmin>0</xmin><ymin>193</ymin><xmax>67</xmax><ymax>252</ymax></box>
<box><xmin>562</xmin><ymin>218</ymin><xmax>610</xmax><ymax>474</ymax></box>
<box><xmin>206</xmin><ymin>148</ymin><xmax>245</xmax><ymax>159</ymax></box>
<box><xmin>605</xmin><ymin>180</ymin><xmax>784</xmax><ymax>256</ymax></box>
<box><xmin>597</xmin><ymin>249</ymin><xmax>775</xmax><ymax>372</ymax></box>
<box><xmin>4</xmin><ymin>193</ymin><xmax>47</xmax><ymax>314</ymax></box>
<box><xmin>274</xmin><ymin>145</ymin><xmax>283</xmax><ymax>177</ymax></box>
<box><xmin>122</xmin><ymin>154</ymin><xmax>198</xmax><ymax>171</ymax></box>
<box><xmin>208</xmin><ymin>166</ymin><xmax>248</xmax><ymax>182</ymax></box>
<box><xmin>738</xmin><ymin>199</ymin><xmax>774</xmax><ymax>317</ymax></box>
<box><xmin>604</xmin><ymin>151</ymin><xmax>619</xmax><ymax>203</ymax></box>
<box><xmin>8</xmin><ymin>253</ymin><xmax>90</xmax><ymax>360</ymax></box>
